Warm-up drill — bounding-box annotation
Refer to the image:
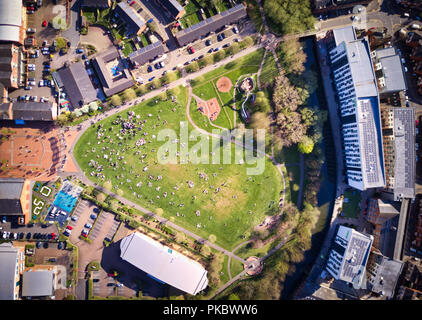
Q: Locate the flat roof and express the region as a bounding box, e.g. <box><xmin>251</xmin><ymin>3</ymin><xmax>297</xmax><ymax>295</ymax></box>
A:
<box><xmin>0</xmin><ymin>178</ymin><xmax>24</xmax><ymax>215</ymax></box>
<box><xmin>120</xmin><ymin>232</ymin><xmax>208</xmax><ymax>295</ymax></box>
<box><xmin>393</xmin><ymin>108</ymin><xmax>415</xmax><ymax>200</ymax></box>
<box><xmin>379</xmin><ymin>55</ymin><xmax>407</xmax><ymax>93</ymax></box>
<box><xmin>0</xmin><ymin>242</ymin><xmax>20</xmax><ymax>300</ymax></box>
<box><xmin>326</xmin><ymin>225</ymin><xmax>373</xmax><ymax>287</ymax></box>
<box><xmin>22</xmin><ymin>270</ymin><xmax>54</xmax><ymax>297</ymax></box>
<box><xmin>333</xmin><ymin>26</ymin><xmax>356</xmax><ymax>46</ymax></box>
<box><xmin>366</xmin><ymin>252</ymin><xmax>403</xmax><ymax>299</ymax></box>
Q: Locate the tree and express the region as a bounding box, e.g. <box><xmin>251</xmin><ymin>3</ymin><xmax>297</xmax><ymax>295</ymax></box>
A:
<box><xmin>198</xmin><ymin>55</ymin><xmax>213</xmax><ymax>68</ymax></box>
<box><xmin>152</xmin><ymin>77</ymin><xmax>162</xmax><ymax>89</ymax></box>
<box><xmin>273</xmin><ymin>111</ymin><xmax>306</xmax><ymax>147</ymax></box>
<box><xmin>186</xmin><ymin>61</ymin><xmax>199</xmax><ymax>73</ymax></box>
<box><xmin>253</xmin><ymin>91</ymin><xmax>271</xmax><ymax>113</ymax></box>
<box><xmin>200</xmin><ymin>244</ymin><xmax>211</xmax><ymax>256</ymax></box>
<box><xmin>272</xmin><ymin>75</ymin><xmax>301</xmax><ymax>113</ymax></box>
<box><xmin>226</xmin><ymin>42</ymin><xmax>240</xmax><ymax>56</ymax></box>
<box><xmin>250</xmin><ymin>112</ymin><xmax>270</xmax><ymax>131</ymax></box>
<box><xmin>81</xmin><ymin>105</ymin><xmax>90</xmax><ymax>114</ymax></box>
<box><xmin>278</xmin><ymin>39</ymin><xmax>306</xmax><ymax>74</ymax></box>
<box><xmin>56</xmin><ymin>113</ymin><xmax>68</xmax><ymax>126</ymax></box>
<box><xmin>175</xmin><ymin>232</ymin><xmax>186</xmax><ymax>243</ymax></box>
<box><xmin>96</xmin><ymin>192</ymin><xmax>106</xmax><ymax>203</ymax></box>
<box><xmin>240</xmin><ymin>36</ymin><xmax>254</xmax><ymax>48</ymax></box>
<box><xmin>213</xmin><ymin>50</ymin><xmax>226</xmax><ymax>62</ymax></box>
<box><xmin>123</xmin><ymin>88</ymin><xmax>136</xmax><ymax>102</ymax></box>
<box><xmin>162</xmin><ymin>71</ymin><xmax>177</xmax><ymax>84</ymax></box>
<box><xmin>263</xmin><ymin>0</ymin><xmax>315</xmax><ymax>36</ymax></box>
<box><xmin>73</xmin><ymin>109</ymin><xmax>83</xmax><ymax>117</ymax></box>
<box><xmin>208</xmin><ymin>234</ymin><xmax>217</xmax><ymax>243</ymax></box>
<box><xmin>89</xmin><ymin>101</ymin><xmax>98</xmax><ymax>112</ymax></box>
<box><xmin>298</xmin><ymin>135</ymin><xmax>314</xmax><ymax>154</ymax></box>
<box><xmin>136</xmin><ymin>85</ymin><xmax>148</xmax><ymax>96</ymax></box>
<box><xmin>158</xmin><ymin>92</ymin><xmax>167</xmax><ymax>101</ymax></box>
<box><xmin>110</xmin><ymin>94</ymin><xmax>122</xmax><ymax>107</ymax></box>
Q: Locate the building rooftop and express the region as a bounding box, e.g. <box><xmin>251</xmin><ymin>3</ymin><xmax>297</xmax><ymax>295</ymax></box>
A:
<box><xmin>120</xmin><ymin>232</ymin><xmax>208</xmax><ymax>295</ymax></box>
<box><xmin>128</xmin><ymin>41</ymin><xmax>165</xmax><ymax>66</ymax></box>
<box><xmin>115</xmin><ymin>1</ymin><xmax>145</xmax><ymax>35</ymax></box>
<box><xmin>82</xmin><ymin>0</ymin><xmax>110</xmax><ymax>8</ymax></box>
<box><xmin>174</xmin><ymin>3</ymin><xmax>246</xmax><ymax>46</ymax></box>
<box><xmin>0</xmin><ymin>178</ymin><xmax>24</xmax><ymax>215</ymax></box>
<box><xmin>326</xmin><ymin>225</ymin><xmax>373</xmax><ymax>287</ymax></box>
<box><xmin>333</xmin><ymin>26</ymin><xmax>357</xmax><ymax>46</ymax></box>
<box><xmin>0</xmin><ymin>242</ymin><xmax>21</xmax><ymax>300</ymax></box>
<box><xmin>0</xmin><ymin>101</ymin><xmax>56</xmax><ymax>121</ymax></box>
<box><xmin>392</xmin><ymin>108</ymin><xmax>415</xmax><ymax>200</ymax></box>
<box><xmin>366</xmin><ymin>251</ymin><xmax>403</xmax><ymax>299</ymax></box>
<box><xmin>0</xmin><ymin>0</ymin><xmax>22</xmax><ymax>43</ymax></box>
<box><xmin>92</xmin><ymin>47</ymin><xmax>134</xmax><ymax>97</ymax></box>
<box><xmin>22</xmin><ymin>270</ymin><xmax>54</xmax><ymax>297</ymax></box>
<box><xmin>57</xmin><ymin>62</ymin><xmax>97</xmax><ymax>109</ymax></box>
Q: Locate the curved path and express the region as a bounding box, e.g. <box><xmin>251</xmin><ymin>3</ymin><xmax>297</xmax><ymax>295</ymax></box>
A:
<box><xmin>65</xmin><ymin>39</ymin><xmax>291</xmax><ymax>296</ymax></box>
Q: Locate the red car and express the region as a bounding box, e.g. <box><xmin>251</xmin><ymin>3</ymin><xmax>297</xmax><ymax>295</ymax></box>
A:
<box><xmin>129</xmin><ymin>0</ymin><xmax>135</xmax><ymax>5</ymax></box>
<box><xmin>66</xmin><ymin>225</ymin><xmax>73</xmax><ymax>230</ymax></box>
<box><xmin>81</xmin><ymin>233</ymin><xmax>87</xmax><ymax>238</ymax></box>
<box><xmin>107</xmin><ymin>273</ymin><xmax>115</xmax><ymax>277</ymax></box>
<box><xmin>42</xmin><ymin>20</ymin><xmax>47</xmax><ymax>27</ymax></box>
<box><xmin>188</xmin><ymin>46</ymin><xmax>195</xmax><ymax>54</ymax></box>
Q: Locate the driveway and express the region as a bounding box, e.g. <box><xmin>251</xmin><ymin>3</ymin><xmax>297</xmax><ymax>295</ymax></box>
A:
<box><xmin>80</xmin><ymin>25</ymin><xmax>114</xmax><ymax>53</ymax></box>
<box><xmin>62</xmin><ymin>0</ymin><xmax>81</xmax><ymax>49</ymax></box>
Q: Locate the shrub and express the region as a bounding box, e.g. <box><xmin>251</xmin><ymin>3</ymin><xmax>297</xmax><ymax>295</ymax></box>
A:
<box><xmin>213</xmin><ymin>50</ymin><xmax>226</xmax><ymax>62</ymax></box>
<box><xmin>123</xmin><ymin>88</ymin><xmax>136</xmax><ymax>102</ymax></box>
<box><xmin>110</xmin><ymin>94</ymin><xmax>122</xmax><ymax>107</ymax></box>
<box><xmin>186</xmin><ymin>61</ymin><xmax>199</xmax><ymax>73</ymax></box>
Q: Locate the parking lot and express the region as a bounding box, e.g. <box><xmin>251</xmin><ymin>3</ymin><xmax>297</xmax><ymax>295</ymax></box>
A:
<box><xmin>9</xmin><ymin>0</ymin><xmax>65</xmax><ymax>103</ymax></box>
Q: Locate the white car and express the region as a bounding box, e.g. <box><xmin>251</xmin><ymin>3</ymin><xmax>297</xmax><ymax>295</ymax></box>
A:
<box><xmin>85</xmin><ymin>223</ymin><xmax>92</xmax><ymax>229</ymax></box>
<box><xmin>39</xmin><ymin>80</ymin><xmax>44</xmax><ymax>87</ymax></box>
<box><xmin>28</xmin><ymin>64</ymin><xmax>35</xmax><ymax>68</ymax></box>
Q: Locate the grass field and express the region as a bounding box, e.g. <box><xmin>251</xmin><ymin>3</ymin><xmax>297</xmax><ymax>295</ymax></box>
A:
<box><xmin>74</xmin><ymin>86</ymin><xmax>285</xmax><ymax>250</ymax></box>
<box><xmin>342</xmin><ymin>189</ymin><xmax>361</xmax><ymax>218</ymax></box>
<box><xmin>260</xmin><ymin>52</ymin><xmax>279</xmax><ymax>87</ymax></box>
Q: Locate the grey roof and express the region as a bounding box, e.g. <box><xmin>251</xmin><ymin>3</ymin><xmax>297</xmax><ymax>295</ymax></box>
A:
<box><xmin>128</xmin><ymin>41</ymin><xmax>165</xmax><ymax>66</ymax></box>
<box><xmin>0</xmin><ymin>0</ymin><xmax>22</xmax><ymax>43</ymax></box>
<box><xmin>52</xmin><ymin>71</ymin><xmax>64</xmax><ymax>88</ymax></box>
<box><xmin>333</xmin><ymin>26</ymin><xmax>356</xmax><ymax>46</ymax></box>
<box><xmin>82</xmin><ymin>0</ymin><xmax>110</xmax><ymax>8</ymax></box>
<box><xmin>155</xmin><ymin>0</ymin><xmax>185</xmax><ymax>18</ymax></box>
<box><xmin>175</xmin><ymin>3</ymin><xmax>247</xmax><ymax>46</ymax></box>
<box><xmin>326</xmin><ymin>225</ymin><xmax>373</xmax><ymax>287</ymax></box>
<box><xmin>115</xmin><ymin>1</ymin><xmax>145</xmax><ymax>34</ymax></box>
<box><xmin>57</xmin><ymin>62</ymin><xmax>97</xmax><ymax>108</ymax></box>
<box><xmin>375</xmin><ymin>47</ymin><xmax>397</xmax><ymax>60</ymax></box>
<box><xmin>120</xmin><ymin>232</ymin><xmax>208</xmax><ymax>295</ymax></box>
<box><xmin>0</xmin><ymin>178</ymin><xmax>24</xmax><ymax>215</ymax></box>
<box><xmin>366</xmin><ymin>252</ymin><xmax>403</xmax><ymax>299</ymax></box>
<box><xmin>378</xmin><ymin>55</ymin><xmax>407</xmax><ymax>93</ymax></box>
<box><xmin>22</xmin><ymin>270</ymin><xmax>54</xmax><ymax>297</ymax></box>
<box><xmin>92</xmin><ymin>47</ymin><xmax>134</xmax><ymax>97</ymax></box>
<box><xmin>392</xmin><ymin>108</ymin><xmax>415</xmax><ymax>200</ymax></box>
<box><xmin>0</xmin><ymin>44</ymin><xmax>17</xmax><ymax>88</ymax></box>
<box><xmin>0</xmin><ymin>242</ymin><xmax>20</xmax><ymax>300</ymax></box>
<box><xmin>11</xmin><ymin>102</ymin><xmax>55</xmax><ymax>121</ymax></box>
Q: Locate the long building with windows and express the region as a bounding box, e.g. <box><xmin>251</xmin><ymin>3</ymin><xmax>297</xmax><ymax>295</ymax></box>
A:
<box><xmin>326</xmin><ymin>225</ymin><xmax>373</xmax><ymax>288</ymax></box>
<box><xmin>329</xmin><ymin>26</ymin><xmax>385</xmax><ymax>191</ymax></box>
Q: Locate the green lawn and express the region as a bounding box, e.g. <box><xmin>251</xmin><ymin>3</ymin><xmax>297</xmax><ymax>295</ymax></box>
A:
<box><xmin>342</xmin><ymin>189</ymin><xmax>361</xmax><ymax>218</ymax></box>
<box><xmin>230</xmin><ymin>258</ymin><xmax>245</xmax><ymax>278</ymax></box>
<box><xmin>122</xmin><ymin>42</ymin><xmax>134</xmax><ymax>57</ymax></box>
<box><xmin>74</xmin><ymin>86</ymin><xmax>284</xmax><ymax>250</ymax></box>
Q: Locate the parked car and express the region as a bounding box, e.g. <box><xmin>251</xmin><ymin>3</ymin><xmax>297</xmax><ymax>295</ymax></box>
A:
<box><xmin>39</xmin><ymin>80</ymin><xmax>44</xmax><ymax>87</ymax></box>
<box><xmin>42</xmin><ymin>20</ymin><xmax>47</xmax><ymax>27</ymax></box>
<box><xmin>76</xmin><ymin>48</ymin><xmax>84</xmax><ymax>54</ymax></box>
<box><xmin>71</xmin><ymin>215</ymin><xmax>78</xmax><ymax>221</ymax></box>
<box><xmin>90</xmin><ymin>213</ymin><xmax>97</xmax><ymax>220</ymax></box>
<box><xmin>58</xmin><ymin>242</ymin><xmax>63</xmax><ymax>249</ymax></box>
<box><xmin>36</xmin><ymin>242</ymin><xmax>42</xmax><ymax>248</ymax></box>
<box><xmin>43</xmin><ymin>242</ymin><xmax>49</xmax><ymax>248</ymax></box>
<box><xmin>188</xmin><ymin>46</ymin><xmax>195</xmax><ymax>54</ymax></box>
<box><xmin>198</xmin><ymin>55</ymin><xmax>204</xmax><ymax>60</ymax></box>
<box><xmin>27</xmin><ymin>28</ymin><xmax>36</xmax><ymax>33</ymax></box>
<box><xmin>233</xmin><ymin>26</ymin><xmax>239</xmax><ymax>34</ymax></box>
<box><xmin>26</xmin><ymin>233</ymin><xmax>32</xmax><ymax>240</ymax></box>
<box><xmin>214</xmin><ymin>47</ymin><xmax>220</xmax><ymax>52</ymax></box>
<box><xmin>1</xmin><ymin>216</ymin><xmax>6</xmax><ymax>223</ymax></box>
<box><xmin>223</xmin><ymin>43</ymin><xmax>230</xmax><ymax>48</ymax></box>
<box><xmin>148</xmin><ymin>77</ymin><xmax>155</xmax><ymax>82</ymax></box>
<box><xmin>205</xmin><ymin>39</ymin><xmax>211</xmax><ymax>46</ymax></box>
<box><xmin>116</xmin><ymin>283</ymin><xmax>124</xmax><ymax>287</ymax></box>
<box><xmin>66</xmin><ymin>225</ymin><xmax>73</xmax><ymax>230</ymax></box>
<box><xmin>85</xmin><ymin>223</ymin><xmax>93</xmax><ymax>229</ymax></box>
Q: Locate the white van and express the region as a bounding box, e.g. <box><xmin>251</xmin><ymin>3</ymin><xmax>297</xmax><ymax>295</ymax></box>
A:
<box><xmin>51</xmin><ymin>206</ymin><xmax>57</xmax><ymax>214</ymax></box>
<box><xmin>411</xmin><ymin>24</ymin><xmax>421</xmax><ymax>30</ymax></box>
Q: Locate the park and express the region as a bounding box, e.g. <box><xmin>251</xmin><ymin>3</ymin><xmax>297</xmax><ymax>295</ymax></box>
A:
<box><xmin>74</xmin><ymin>50</ymin><xmax>287</xmax><ymax>250</ymax></box>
